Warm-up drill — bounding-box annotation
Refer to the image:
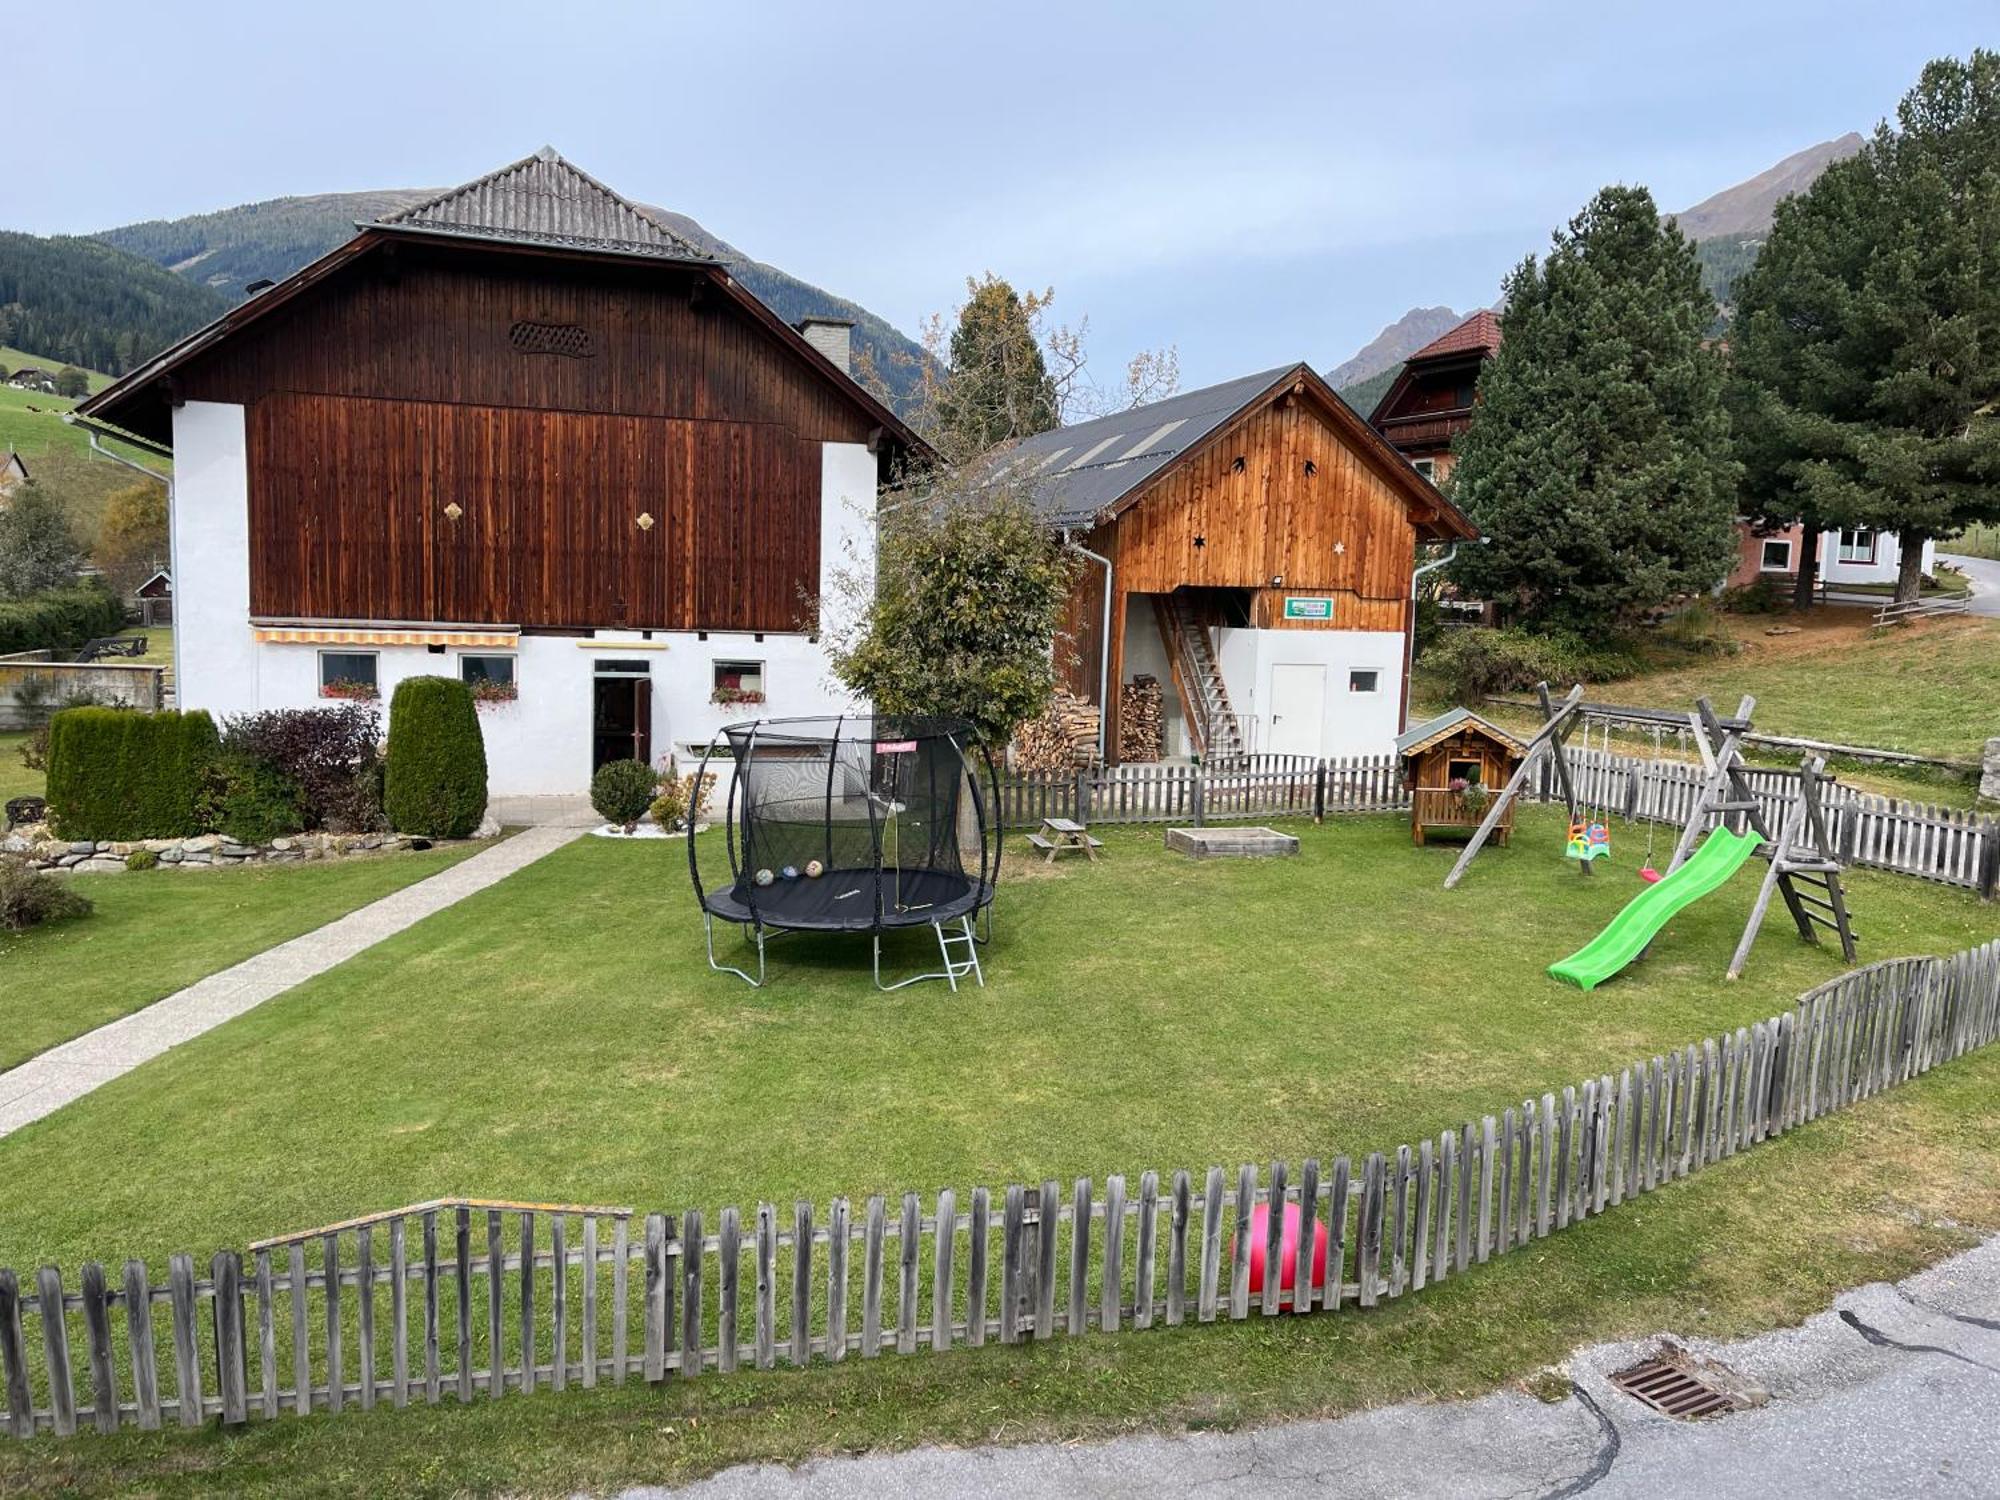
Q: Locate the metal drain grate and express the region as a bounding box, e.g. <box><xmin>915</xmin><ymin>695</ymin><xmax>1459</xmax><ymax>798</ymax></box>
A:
<box><xmin>1609</xmin><ymin>1357</ymin><xmax>1741</xmax><ymax>1419</ymax></box>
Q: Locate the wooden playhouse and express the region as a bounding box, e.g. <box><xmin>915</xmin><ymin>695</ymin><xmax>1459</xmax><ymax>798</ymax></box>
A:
<box><xmin>1396</xmin><ymin>709</ymin><xmax>1527</xmax><ymax>846</ymax></box>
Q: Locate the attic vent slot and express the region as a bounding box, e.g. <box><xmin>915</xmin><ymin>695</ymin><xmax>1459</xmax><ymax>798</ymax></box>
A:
<box><xmin>509</xmin><ymin>320</ymin><xmax>596</xmax><ymax>358</ymax></box>
<box><xmin>1231</xmin><ymin>455</ymin><xmax>1247</xmax><ymax>474</ymax></box>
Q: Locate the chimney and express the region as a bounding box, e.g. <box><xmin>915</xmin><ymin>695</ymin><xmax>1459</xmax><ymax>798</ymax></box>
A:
<box><xmin>797</xmin><ymin>317</ymin><xmax>854</xmax><ymax>375</ymax></box>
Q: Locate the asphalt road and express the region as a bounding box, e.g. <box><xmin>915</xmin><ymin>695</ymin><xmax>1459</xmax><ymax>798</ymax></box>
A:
<box><xmin>624</xmin><ymin>1234</ymin><xmax>2000</xmax><ymax>1499</ymax></box>
<box><xmin>1940</xmin><ymin>553</ymin><xmax>2000</xmax><ymax>617</ymax></box>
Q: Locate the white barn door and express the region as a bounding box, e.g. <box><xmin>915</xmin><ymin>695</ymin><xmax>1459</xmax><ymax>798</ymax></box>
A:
<box><xmin>1267</xmin><ymin>663</ymin><xmax>1326</xmax><ymax>757</ymax></box>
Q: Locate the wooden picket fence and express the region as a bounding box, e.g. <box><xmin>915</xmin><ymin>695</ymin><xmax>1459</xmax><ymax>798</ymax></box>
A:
<box><xmin>998</xmin><ymin>750</ymin><xmax>1996</xmax><ymax>896</ymax></box>
<box><xmin>6</xmin><ymin>938</ymin><xmax>1998</xmax><ymax>1442</ymax></box>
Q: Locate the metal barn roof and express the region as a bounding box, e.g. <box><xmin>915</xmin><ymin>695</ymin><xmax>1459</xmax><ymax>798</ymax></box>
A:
<box><xmin>993</xmin><ymin>365</ymin><xmax>1304</xmax><ymax>527</ymax></box>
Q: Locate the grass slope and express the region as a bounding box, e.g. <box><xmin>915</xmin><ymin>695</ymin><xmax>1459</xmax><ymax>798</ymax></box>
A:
<box><xmin>0</xmin><ymin>841</ymin><xmax>486</xmax><ymax>1070</ymax></box>
<box><xmin>0</xmin><ymin>814</ymin><xmax>1995</xmax><ymax>1496</ymax></box>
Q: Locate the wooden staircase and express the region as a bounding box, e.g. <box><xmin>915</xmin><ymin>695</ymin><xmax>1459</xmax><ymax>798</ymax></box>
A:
<box><xmin>1158</xmin><ymin>592</ymin><xmax>1245</xmax><ymax>762</ymax></box>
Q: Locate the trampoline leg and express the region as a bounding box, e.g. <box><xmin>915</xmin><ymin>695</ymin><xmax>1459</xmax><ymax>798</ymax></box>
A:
<box><xmin>705</xmin><ymin>914</ymin><xmax>766</xmax><ymax>988</ymax></box>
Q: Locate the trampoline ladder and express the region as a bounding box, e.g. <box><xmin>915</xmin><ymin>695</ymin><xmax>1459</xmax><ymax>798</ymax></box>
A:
<box><xmin>874</xmin><ymin>916</ymin><xmax>985</xmax><ymax>993</ymax></box>
<box><xmin>936</xmin><ymin>917</ymin><xmax>984</xmax><ymax>992</ymax></box>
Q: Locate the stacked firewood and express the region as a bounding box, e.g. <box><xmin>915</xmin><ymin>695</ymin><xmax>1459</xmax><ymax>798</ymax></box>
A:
<box><xmin>1013</xmin><ymin>690</ymin><xmax>1102</xmax><ymax>773</ymax></box>
<box><xmin>1119</xmin><ymin>675</ymin><xmax>1164</xmax><ymax>762</ymax></box>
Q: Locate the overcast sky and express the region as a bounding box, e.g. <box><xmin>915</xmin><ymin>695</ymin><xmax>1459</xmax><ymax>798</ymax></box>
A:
<box><xmin>13</xmin><ymin>2</ymin><xmax>1992</xmax><ymax>388</ymax></box>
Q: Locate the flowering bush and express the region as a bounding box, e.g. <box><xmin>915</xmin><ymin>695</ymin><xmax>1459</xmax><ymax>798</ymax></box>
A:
<box><xmin>648</xmin><ymin>757</ymin><xmax>716</xmax><ymax>832</ymax></box>
<box><xmin>709</xmin><ymin>685</ymin><xmax>765</xmax><ymax>706</ymax></box>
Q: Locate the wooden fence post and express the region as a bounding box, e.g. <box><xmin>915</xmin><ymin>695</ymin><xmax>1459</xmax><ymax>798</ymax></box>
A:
<box><xmin>211</xmin><ymin>1252</ymin><xmax>247</xmax><ymax>1427</ymax></box>
<box><xmin>1979</xmin><ymin>822</ymin><xmax>2000</xmax><ymax>903</ymax></box>
<box><xmin>1313</xmin><ymin>761</ymin><xmax>1327</xmax><ymax>823</ymax></box>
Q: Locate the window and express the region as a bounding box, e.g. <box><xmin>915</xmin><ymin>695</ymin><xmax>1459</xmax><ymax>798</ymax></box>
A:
<box><xmin>318</xmin><ymin>651</ymin><xmax>379</xmax><ymax>701</ymax></box>
<box><xmin>1837</xmin><ymin>528</ymin><xmax>1877</xmax><ymax>565</ymax></box>
<box><xmin>1412</xmin><ymin>458</ymin><xmax>1436</xmax><ymax>481</ymax></box>
<box><xmin>712</xmin><ymin>659</ymin><xmax>765</xmax><ymax>705</ymax></box>
<box><xmin>459</xmin><ymin>654</ymin><xmax>516</xmax><ymax>688</ymax></box>
<box><xmin>1447</xmin><ymin>757</ymin><xmax>1482</xmax><ymax>786</ymax></box>
<box><xmin>461</xmin><ymin>653</ymin><xmax>517</xmax><ymax>706</ymax></box>
<box><xmin>1760</xmin><ymin>539</ymin><xmax>1794</xmax><ymax>572</ymax></box>
<box><xmin>1349</xmin><ymin>670</ymin><xmax>1379</xmax><ymax>694</ymax></box>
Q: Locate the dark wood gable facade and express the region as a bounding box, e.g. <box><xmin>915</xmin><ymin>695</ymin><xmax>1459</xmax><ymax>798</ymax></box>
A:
<box><xmin>85</xmin><ymin>233</ymin><xmax>916</xmax><ymax>636</ymax></box>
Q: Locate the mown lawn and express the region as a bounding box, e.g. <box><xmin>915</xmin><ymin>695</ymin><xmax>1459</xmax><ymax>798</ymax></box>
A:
<box><xmin>0</xmin><ymin>810</ymin><xmax>1995</xmax><ymax>1496</ymax></box>
<box><xmin>0</xmin><ymin>732</ymin><xmax>36</xmax><ymax>804</ymax></box>
<box><xmin>0</xmin><ymin>841</ymin><xmax>489</xmax><ymax>1071</ymax></box>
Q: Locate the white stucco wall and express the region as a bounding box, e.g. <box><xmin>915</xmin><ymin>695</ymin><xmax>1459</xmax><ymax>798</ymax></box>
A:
<box><xmin>1818</xmin><ymin>529</ymin><xmax>1937</xmax><ymax>587</ymax></box>
<box><xmin>169</xmin><ymin>401</ymin><xmax>258</xmax><ymax>720</ymax></box>
<box><xmin>1214</xmin><ymin>626</ymin><xmax>1406</xmax><ymax>760</ymax></box>
<box><xmin>165</xmin><ymin>403</ymin><xmax>876</xmax><ymax>798</ymax></box>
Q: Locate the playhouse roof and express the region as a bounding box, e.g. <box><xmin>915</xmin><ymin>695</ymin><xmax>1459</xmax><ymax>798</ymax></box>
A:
<box><xmin>1394</xmin><ymin>708</ymin><xmax>1527</xmax><ymax>760</ymax></box>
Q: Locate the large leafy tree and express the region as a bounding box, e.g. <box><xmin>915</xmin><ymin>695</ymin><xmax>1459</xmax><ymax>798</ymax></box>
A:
<box><xmin>1450</xmin><ymin>185</ymin><xmax>1739</xmax><ymax>627</ymax></box>
<box><xmin>929</xmin><ymin>276</ymin><xmax>1061</xmax><ymax>462</ymax></box>
<box><xmin>1732</xmin><ymin>52</ymin><xmax>2000</xmax><ymax>603</ymax></box>
<box><xmin>0</xmin><ymin>483</ymin><xmax>86</xmax><ymax>599</ymax></box>
<box><xmin>94</xmin><ymin>480</ymin><xmax>168</xmax><ymax>597</ymax></box>
<box><xmin>827</xmin><ymin>468</ymin><xmax>1078</xmax><ymax>747</ymax></box>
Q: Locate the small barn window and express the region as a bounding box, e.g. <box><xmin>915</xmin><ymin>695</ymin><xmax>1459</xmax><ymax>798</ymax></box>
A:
<box><xmin>508</xmin><ymin>320</ymin><xmax>596</xmax><ymax>358</ymax></box>
<box><xmin>1349</xmin><ymin>670</ymin><xmax>1379</xmax><ymax>694</ymax></box>
<box><xmin>1413</xmin><ymin>458</ymin><xmax>1436</xmax><ymax>481</ymax></box>
<box><xmin>1760</xmin><ymin>539</ymin><xmax>1793</xmax><ymax>572</ymax></box>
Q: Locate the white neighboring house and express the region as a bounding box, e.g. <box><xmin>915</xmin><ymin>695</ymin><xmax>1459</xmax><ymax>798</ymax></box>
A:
<box><xmin>73</xmin><ymin>149</ymin><xmax>926</xmax><ymax>801</ymax></box>
<box><xmin>1815</xmin><ymin>527</ymin><xmax>1937</xmax><ymax>589</ymax></box>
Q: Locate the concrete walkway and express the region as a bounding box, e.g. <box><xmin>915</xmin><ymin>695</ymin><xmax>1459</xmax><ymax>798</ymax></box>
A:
<box><xmin>0</xmin><ymin>824</ymin><xmax>582</xmax><ymax>1138</ymax></box>
<box><xmin>634</xmin><ymin>1235</ymin><xmax>2000</xmax><ymax>1499</ymax></box>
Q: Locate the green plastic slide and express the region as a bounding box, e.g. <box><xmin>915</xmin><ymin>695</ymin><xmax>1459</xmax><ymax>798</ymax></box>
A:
<box><xmin>1548</xmin><ymin>828</ymin><xmax>1765</xmax><ymax>991</ymax></box>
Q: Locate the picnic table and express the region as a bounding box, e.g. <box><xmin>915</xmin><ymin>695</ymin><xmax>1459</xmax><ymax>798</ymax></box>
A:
<box><xmin>1025</xmin><ymin>816</ymin><xmax>1103</xmax><ymax>864</ymax></box>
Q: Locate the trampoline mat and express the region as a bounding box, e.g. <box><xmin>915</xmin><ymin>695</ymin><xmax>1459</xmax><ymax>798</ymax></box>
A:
<box><xmin>702</xmin><ymin>867</ymin><xmax>990</xmax><ymax>931</ymax></box>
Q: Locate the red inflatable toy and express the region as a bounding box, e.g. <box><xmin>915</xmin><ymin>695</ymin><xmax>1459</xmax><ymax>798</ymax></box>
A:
<box><xmin>1243</xmin><ymin>1201</ymin><xmax>1329</xmax><ymax>1295</ymax></box>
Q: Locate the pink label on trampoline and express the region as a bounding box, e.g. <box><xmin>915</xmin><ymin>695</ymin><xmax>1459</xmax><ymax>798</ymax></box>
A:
<box><xmin>874</xmin><ymin>740</ymin><xmax>917</xmax><ymax>753</ymax></box>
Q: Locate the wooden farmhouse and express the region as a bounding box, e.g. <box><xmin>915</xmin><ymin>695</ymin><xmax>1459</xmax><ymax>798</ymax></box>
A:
<box><xmin>1005</xmin><ymin>366</ymin><xmax>1476</xmax><ymax>763</ymax></box>
<box><xmin>1367</xmin><ymin>310</ymin><xmax>1500</xmax><ymax>487</ymax></box>
<box><xmin>1395</xmin><ymin>708</ymin><xmax>1526</xmax><ymax>845</ymax></box>
<box><xmin>76</xmin><ymin>148</ymin><xmax>925</xmax><ymax>798</ymax></box>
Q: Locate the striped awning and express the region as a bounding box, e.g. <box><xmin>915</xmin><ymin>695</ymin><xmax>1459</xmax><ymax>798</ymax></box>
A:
<box><xmin>251</xmin><ymin>623</ymin><xmax>520</xmax><ymax>648</ymax></box>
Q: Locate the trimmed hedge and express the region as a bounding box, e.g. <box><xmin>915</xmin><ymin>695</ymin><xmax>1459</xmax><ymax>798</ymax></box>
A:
<box><xmin>0</xmin><ymin>582</ymin><xmax>126</xmax><ymax>656</ymax></box>
<box><xmin>591</xmin><ymin>759</ymin><xmax>657</xmax><ymax>828</ymax></box>
<box><xmin>45</xmin><ymin>707</ymin><xmax>220</xmax><ymax>840</ymax></box>
<box><xmin>384</xmin><ymin>676</ymin><xmax>488</xmax><ymax>839</ymax></box>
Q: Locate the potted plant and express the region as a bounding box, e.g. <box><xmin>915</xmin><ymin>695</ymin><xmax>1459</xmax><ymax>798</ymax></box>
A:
<box><xmin>469</xmin><ymin>678</ymin><xmax>519</xmax><ymax>711</ymax></box>
<box><xmin>1457</xmin><ymin>774</ymin><xmax>1490</xmax><ymax>814</ymax></box>
<box><xmin>709</xmin><ymin>684</ymin><xmax>766</xmax><ymax>708</ymax></box>
<box><xmin>321</xmin><ymin>678</ymin><xmax>380</xmax><ymax>703</ymax></box>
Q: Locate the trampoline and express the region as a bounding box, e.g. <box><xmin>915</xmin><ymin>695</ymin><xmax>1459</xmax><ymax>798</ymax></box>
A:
<box><xmin>688</xmin><ymin>715</ymin><xmax>1002</xmax><ymax>990</ymax></box>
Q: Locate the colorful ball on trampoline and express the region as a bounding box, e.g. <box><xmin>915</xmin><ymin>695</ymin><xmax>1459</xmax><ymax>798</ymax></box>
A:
<box><xmin>781</xmin><ymin>865</ymin><xmax>800</xmax><ymax>881</ymax></box>
<box><xmin>753</xmin><ymin>868</ymin><xmax>775</xmax><ymax>887</ymax></box>
<box><xmin>804</xmin><ymin>860</ymin><xmax>825</xmax><ymax>878</ymax></box>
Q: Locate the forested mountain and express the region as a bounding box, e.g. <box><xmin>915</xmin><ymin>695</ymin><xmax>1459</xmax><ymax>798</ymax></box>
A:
<box><xmin>0</xmin><ymin>232</ymin><xmax>230</xmax><ymax>375</ymax></box>
<box><xmin>92</xmin><ymin>190</ymin><xmax>935</xmax><ymax>411</ymax></box>
<box><xmin>1326</xmin><ymin>306</ymin><xmax>1467</xmax><ymax>392</ymax></box>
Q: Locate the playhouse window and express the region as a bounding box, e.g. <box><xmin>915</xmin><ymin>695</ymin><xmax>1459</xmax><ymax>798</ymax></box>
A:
<box><xmin>1447</xmin><ymin>757</ymin><xmax>1482</xmax><ymax>786</ymax></box>
<box><xmin>1760</xmin><ymin>539</ymin><xmax>1793</xmax><ymax>572</ymax></box>
<box><xmin>1349</xmin><ymin>670</ymin><xmax>1379</xmax><ymax>694</ymax></box>
<box><xmin>1836</xmin><ymin>528</ymin><xmax>1877</xmax><ymax>565</ymax></box>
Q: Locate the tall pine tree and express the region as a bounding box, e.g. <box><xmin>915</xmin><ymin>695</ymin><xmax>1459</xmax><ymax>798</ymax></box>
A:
<box><xmin>1451</xmin><ymin>186</ymin><xmax>1739</xmax><ymax>627</ymax></box>
<box><xmin>1733</xmin><ymin>52</ymin><xmax>2000</xmax><ymax>603</ymax></box>
<box><xmin>929</xmin><ymin>276</ymin><xmax>1059</xmax><ymax>462</ymax></box>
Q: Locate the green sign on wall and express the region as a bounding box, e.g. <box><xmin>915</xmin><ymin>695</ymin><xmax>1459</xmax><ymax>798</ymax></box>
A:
<box><xmin>1282</xmin><ymin>596</ymin><xmax>1334</xmax><ymax>621</ymax></box>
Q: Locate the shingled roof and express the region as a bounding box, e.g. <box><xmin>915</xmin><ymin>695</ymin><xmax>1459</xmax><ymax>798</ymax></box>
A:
<box><xmin>372</xmin><ymin>147</ymin><xmax>712</xmax><ymax>262</ymax></box>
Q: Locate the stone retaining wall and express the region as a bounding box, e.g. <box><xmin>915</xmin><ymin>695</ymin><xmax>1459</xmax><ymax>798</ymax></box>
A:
<box><xmin>1</xmin><ymin>825</ymin><xmax>433</xmax><ymax>874</ymax></box>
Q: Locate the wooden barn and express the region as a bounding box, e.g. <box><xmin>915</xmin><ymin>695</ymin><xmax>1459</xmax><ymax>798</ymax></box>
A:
<box><xmin>1367</xmin><ymin>310</ymin><xmax>1501</xmax><ymax>487</ymax></box>
<box><xmin>1005</xmin><ymin>366</ymin><xmax>1476</xmax><ymax>763</ymax></box>
<box><xmin>1395</xmin><ymin>708</ymin><xmax>1526</xmax><ymax>845</ymax></box>
<box><xmin>74</xmin><ymin>148</ymin><xmax>925</xmax><ymax>798</ymax></box>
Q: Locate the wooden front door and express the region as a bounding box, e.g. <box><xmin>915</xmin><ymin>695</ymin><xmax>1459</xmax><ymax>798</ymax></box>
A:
<box><xmin>591</xmin><ymin>674</ymin><xmax>653</xmax><ymax>770</ymax></box>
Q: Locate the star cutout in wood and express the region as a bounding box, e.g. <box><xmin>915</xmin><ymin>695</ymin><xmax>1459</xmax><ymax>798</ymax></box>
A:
<box><xmin>1333</xmin><ymin>541</ymin><xmax>1346</xmax><ymax>555</ymax></box>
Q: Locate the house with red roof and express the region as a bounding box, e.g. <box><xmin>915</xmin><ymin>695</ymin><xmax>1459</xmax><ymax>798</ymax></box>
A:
<box><xmin>1365</xmin><ymin>310</ymin><xmax>1501</xmax><ymax>488</ymax></box>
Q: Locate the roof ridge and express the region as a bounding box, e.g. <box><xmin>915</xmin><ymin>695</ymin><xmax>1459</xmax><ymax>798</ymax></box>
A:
<box><xmin>374</xmin><ymin>147</ymin><xmax>707</xmax><ymax>261</ymax></box>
